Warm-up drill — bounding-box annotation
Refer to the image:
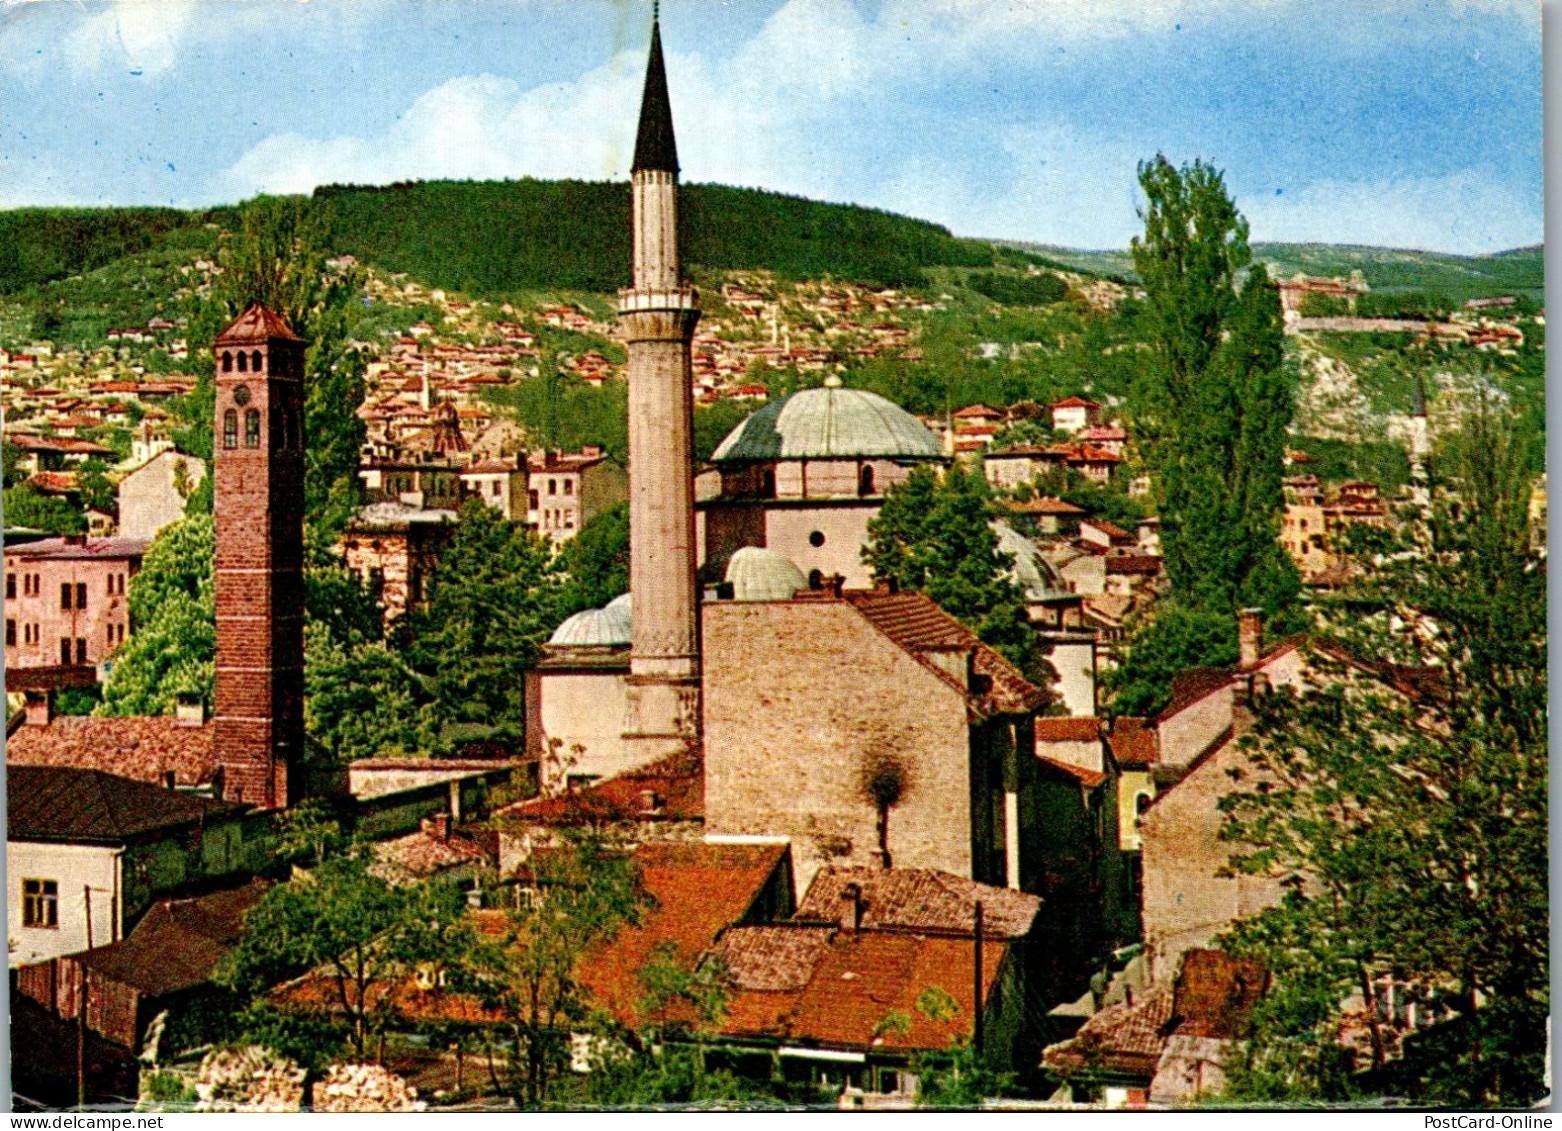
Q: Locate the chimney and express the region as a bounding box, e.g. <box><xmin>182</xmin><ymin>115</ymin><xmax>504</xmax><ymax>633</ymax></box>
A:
<box><xmin>23</xmin><ymin>689</ymin><xmax>53</xmax><ymax>727</ymax></box>
<box><xmin>1238</xmin><ymin>608</ymin><xmax>1262</xmax><ymax>671</ymax></box>
<box><xmin>174</xmin><ymin>692</ymin><xmax>206</xmax><ymax>725</ymax></box>
<box><xmin>838</xmin><ymin>882</ymin><xmax>864</xmax><ymax>934</ymax></box>
<box><xmin>825</xmin><ymin>574</ymin><xmax>846</xmax><ymax>599</ymax></box>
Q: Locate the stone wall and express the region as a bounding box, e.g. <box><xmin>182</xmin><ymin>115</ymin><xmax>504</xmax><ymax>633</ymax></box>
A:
<box><xmin>704</xmin><ymin>599</ymin><xmax>975</xmax><ymax>894</ymax></box>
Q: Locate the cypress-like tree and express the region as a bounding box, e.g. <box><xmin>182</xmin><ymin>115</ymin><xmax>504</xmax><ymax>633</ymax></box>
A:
<box><xmin>1129</xmin><ymin>155</ymin><xmax>1298</xmax><ymax>617</ymax></box>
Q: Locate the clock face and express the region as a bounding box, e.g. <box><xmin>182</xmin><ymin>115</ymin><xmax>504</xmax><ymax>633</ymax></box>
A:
<box><xmin>233</xmin><ymin>384</ymin><xmax>252</xmax><ymax>407</ymax></box>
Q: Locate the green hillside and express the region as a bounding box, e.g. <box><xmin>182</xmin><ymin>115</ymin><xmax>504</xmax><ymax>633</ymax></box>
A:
<box><xmin>316</xmin><ymin>179</ymin><xmax>997</xmax><ymax>293</ymax></box>
<box><xmin>1005</xmin><ymin>240</ymin><xmax>1544</xmax><ymax>304</ymax></box>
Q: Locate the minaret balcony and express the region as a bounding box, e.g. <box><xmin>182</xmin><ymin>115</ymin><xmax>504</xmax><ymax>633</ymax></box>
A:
<box><xmin>618</xmin><ymin>286</ymin><xmax>699</xmax><ymax>314</ymax></box>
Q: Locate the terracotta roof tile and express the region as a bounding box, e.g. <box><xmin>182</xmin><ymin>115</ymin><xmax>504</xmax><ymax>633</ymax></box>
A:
<box><xmin>7</xmin><ymin>766</ymin><xmax>242</xmax><ymax>842</ymax></box>
<box><xmin>1171</xmin><ymin>949</ymin><xmax>1269</xmax><ymax>1038</ymax></box>
<box><xmin>1042</xmin><ymin>986</ymin><xmax>1174</xmax><ymax>1078</ymax></box>
<box><xmin>1036</xmin><ymin>755</ymin><xmax>1108</xmax><ymax>790</ymax></box>
<box><xmin>1106</xmin><ymin>717</ymin><xmax>1158</xmax><ymax>768</ymax></box>
<box><xmin>795</xmin><ymin>867</ymin><xmax>1041</xmax><ymax>939</ymax></box>
<box><xmin>215</xmin><ymin>304</ymin><xmax>301</xmax><ymax>343</ymax></box>
<box><xmin>844</xmin><ymin>590</ymin><xmax>1048</xmax><ymax>716</ymax></box>
<box><xmin>7</xmin><ymin>716</ymin><xmax>216</xmax><ymax>787</ymax></box>
<box><xmin>371</xmin><ymin>824</ymin><xmax>491</xmax><ymax>882</ymax></box>
<box><xmin>1034</xmin><ymin>716</ymin><xmax>1103</xmax><ymax>743</ymax></box>
<box><xmin>710</xmin><ymin>924</ymin><xmax>834</xmax><ymax>992</ymax></box>
<box><xmin>1052</xmin><ymin>396</ymin><xmax>1099</xmax><ymax>409</ymax></box>
<box><xmin>498</xmin><ymin>751</ymin><xmax>703</xmax><ymax>826</ymax></box>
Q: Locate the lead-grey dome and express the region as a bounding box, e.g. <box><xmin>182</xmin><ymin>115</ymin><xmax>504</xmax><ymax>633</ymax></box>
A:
<box><xmin>725</xmin><ymin>547</ymin><xmax>807</xmax><ymax>601</ymax></box>
<box><xmin>548</xmin><ymin>593</ymin><xmax>632</xmax><ymax>646</ymax></box>
<box><xmin>711</xmin><ymin>380</ymin><xmax>943</xmax><ymax>462</ymax></box>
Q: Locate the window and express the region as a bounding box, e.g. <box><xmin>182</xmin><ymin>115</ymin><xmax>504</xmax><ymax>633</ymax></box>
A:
<box><xmin>5</xmin><ymin>574</ymin><xmax>13</xmax><ymax>599</ymax></box>
<box><xmin>5</xmin><ymin>619</ymin><xmax>14</xmax><ymax>646</ymax></box>
<box><xmin>491</xmin><ymin>482</ymin><xmax>501</xmax><ymax>497</ymax></box>
<box><xmin>859</xmin><ymin>465</ymin><xmax>875</xmax><ymax>496</ymax></box>
<box><xmin>223</xmin><ymin>409</ymin><xmax>238</xmax><ymax>449</ymax></box>
<box><xmin>236</xmin><ymin>350</ymin><xmax>248</xmax><ymax>373</ymax></box>
<box><xmin>22</xmin><ymin>879</ymin><xmax>58</xmax><ymax>929</ymax></box>
<box><xmin>76</xmin><ymin>582</ymin><xmax>87</xmax><ymax>611</ymax></box>
<box><xmin>808</xmin><ymin>530</ymin><xmax>826</xmax><ymax>548</ymax></box>
<box><xmin>563</xmin><ymin>479</ymin><xmax>573</xmax><ymax>495</ymax></box>
<box><xmin>60</xmin><ymin>583</ymin><xmax>73</xmax><ymax>611</ymax></box>
<box><xmin>60</xmin><ymin>638</ymin><xmax>72</xmax><ymax>665</ymax></box>
<box><xmin>250</xmin><ymin>350</ymin><xmax>263</xmax><ymax>372</ymax></box>
<box><xmin>76</xmin><ymin>638</ymin><xmax>87</xmax><ymax>664</ymax></box>
<box><xmin>529</xmin><ymin>490</ymin><xmax>540</xmax><ymax>509</ymax></box>
<box><xmin>221</xmin><ymin>350</ymin><xmax>233</xmax><ymax>373</ymax></box>
<box><xmin>548</xmin><ymin>479</ymin><xmax>557</xmax><ymax>495</ymax></box>
<box><xmin>244</xmin><ymin>409</ymin><xmax>261</xmax><ymax>448</ymax></box>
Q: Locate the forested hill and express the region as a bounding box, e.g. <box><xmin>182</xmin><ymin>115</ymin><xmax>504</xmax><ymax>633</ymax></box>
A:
<box><xmin>317</xmin><ymin>180</ymin><xmax>999</xmax><ymax>293</ymax></box>
<box><xmin>0</xmin><ymin>181</ymin><xmax>1007</xmax><ymax>299</ymax></box>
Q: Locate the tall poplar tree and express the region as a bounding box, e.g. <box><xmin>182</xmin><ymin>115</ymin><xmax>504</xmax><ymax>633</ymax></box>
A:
<box><xmin>1129</xmin><ymin>155</ymin><xmax>1298</xmax><ymax>617</ymax></box>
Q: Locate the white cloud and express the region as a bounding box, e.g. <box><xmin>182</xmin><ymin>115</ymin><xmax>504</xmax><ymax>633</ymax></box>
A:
<box><xmin>1242</xmin><ymin>169</ymin><xmax>1542</xmax><ymax>254</ymax></box>
<box><xmin>59</xmin><ymin>0</ymin><xmax>200</xmax><ymax>77</ymax></box>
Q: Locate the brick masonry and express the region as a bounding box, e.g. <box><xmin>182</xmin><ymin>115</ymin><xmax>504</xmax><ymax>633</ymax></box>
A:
<box><xmin>212</xmin><ymin>309</ymin><xmax>307</xmax><ymax>809</ymax></box>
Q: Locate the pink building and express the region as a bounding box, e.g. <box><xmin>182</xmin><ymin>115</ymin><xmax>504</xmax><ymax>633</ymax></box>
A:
<box><xmin>4</xmin><ymin>536</ymin><xmax>146</xmax><ymax>678</ymax></box>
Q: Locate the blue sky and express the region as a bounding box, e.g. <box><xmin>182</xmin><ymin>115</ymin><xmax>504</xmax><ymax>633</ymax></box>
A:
<box><xmin>0</xmin><ymin>0</ymin><xmax>1543</xmax><ymax>253</ymax></box>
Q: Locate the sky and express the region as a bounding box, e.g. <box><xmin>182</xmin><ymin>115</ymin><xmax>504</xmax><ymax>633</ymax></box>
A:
<box><xmin>0</xmin><ymin>0</ymin><xmax>1544</xmax><ymax>254</ymax></box>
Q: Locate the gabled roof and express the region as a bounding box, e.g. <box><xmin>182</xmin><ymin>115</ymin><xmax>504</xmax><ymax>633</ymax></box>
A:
<box><xmin>7</xmin><ymin>766</ymin><xmax>243</xmax><ymax>844</ymax></box>
<box><xmin>1036</xmin><ymin>755</ymin><xmax>1108</xmax><ymax>790</ymax></box>
<box><xmin>842</xmin><ymin>589</ymin><xmax>1049</xmax><ymax>716</ymax></box>
<box><xmin>795</xmin><ymin>866</ymin><xmax>1041</xmax><ymax>939</ymax></box>
<box><xmin>499</xmin><ymin>751</ymin><xmax>703</xmax><ymax>827</ymax></box>
<box><xmin>1042</xmin><ymin>985</ymin><xmax>1174</xmax><ymax>1080</ymax></box>
<box><xmin>215</xmin><ymin>304</ymin><xmax>301</xmax><ymax>345</ymax></box>
<box><xmin>1107</xmin><ymin>717</ymin><xmax>1158</xmax><ymax>769</ymax></box>
<box><xmin>6</xmin><ymin>716</ymin><xmax>216</xmax><ymax>787</ymax></box>
<box><xmin>632</xmin><ymin>21</ymin><xmax>679</xmax><ymax>174</ymax></box>
<box><xmin>1052</xmin><ymin>396</ymin><xmax>1100</xmax><ymax>409</ymax></box>
<box><xmin>1035</xmin><ymin>716</ymin><xmax>1104</xmax><ymax>744</ymax></box>
<box><xmin>76</xmin><ymin>880</ymin><xmax>272</xmax><ymax>997</ymax></box>
<box><xmin>5</xmin><ymin>535</ymin><xmax>148</xmax><ymax>561</ymax></box>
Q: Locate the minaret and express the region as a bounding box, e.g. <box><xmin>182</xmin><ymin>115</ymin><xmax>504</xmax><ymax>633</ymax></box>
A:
<box><xmin>619</xmin><ymin>15</ymin><xmax>703</xmax><ymax>758</ymax></box>
<box><xmin>212</xmin><ymin>305</ymin><xmax>306</xmax><ymax>808</ymax></box>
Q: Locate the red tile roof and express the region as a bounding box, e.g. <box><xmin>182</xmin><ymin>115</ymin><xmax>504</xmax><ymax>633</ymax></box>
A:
<box><xmin>1002</xmin><ymin>496</ymin><xmax>1087</xmax><ymax>516</ymax></box>
<box><xmin>1042</xmin><ymin>985</ymin><xmax>1174</xmax><ymax>1079</ymax></box>
<box><xmin>1052</xmin><ymin>396</ymin><xmax>1100</xmax><ymax>409</ymax></box>
<box><xmin>578</xmin><ymin>841</ymin><xmax>790</xmax><ymax>1028</ymax></box>
<box><xmin>1104</xmin><ymin>554</ymin><xmax>1162</xmax><ymax>575</ymax></box>
<box><xmin>372</xmin><ymin>823</ymin><xmax>491</xmax><ymax>882</ymax></box>
<box><xmin>77</xmin><ymin>880</ymin><xmax>272</xmax><ymax>997</ymax></box>
<box><xmin>216</xmin><ymin>304</ymin><xmax>301</xmax><ymax>343</ymax></box>
<box><xmin>1106</xmin><ymin>717</ymin><xmax>1158</xmax><ymax>769</ymax></box>
<box><xmin>5</xmin><ymin>536</ymin><xmax>149</xmax><ymax>561</ymax></box>
<box><xmin>498</xmin><ymin>751</ymin><xmax>703</xmax><ymax>826</ymax></box>
<box><xmin>1034</xmin><ymin>716</ymin><xmax>1104</xmax><ymax>744</ymax></box>
<box><xmin>25</xmin><ymin>472</ymin><xmax>80</xmax><ymax>495</ymax></box>
<box><xmin>7</xmin><ymin>766</ymin><xmax>243</xmax><ymax>843</ymax></box>
<box><xmin>1036</xmin><ymin>755</ymin><xmax>1108</xmax><ymax>789</ymax></box>
<box><xmin>795</xmin><ymin>867</ymin><xmax>1041</xmax><ymax>938</ymax></box>
<box><xmin>1082</xmin><ymin>518</ymin><xmax>1134</xmax><ymax>541</ymax></box>
<box><xmin>843</xmin><ymin>590</ymin><xmax>1049</xmax><ymax>716</ymax></box>
<box><xmin>716</xmin><ymin>929</ymin><xmax>1006</xmax><ymax>1054</ymax></box>
<box><xmin>1171</xmin><ymin>949</ymin><xmax>1269</xmax><ymax>1039</ymax></box>
<box><xmin>6</xmin><ymin>716</ymin><xmax>216</xmax><ymax>787</ymax></box>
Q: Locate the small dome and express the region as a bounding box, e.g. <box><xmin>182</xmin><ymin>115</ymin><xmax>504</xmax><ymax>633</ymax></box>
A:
<box><xmin>549</xmin><ymin>594</ymin><xmax>632</xmax><ymax>646</ymax></box>
<box><xmin>711</xmin><ymin>383</ymin><xmax>943</xmax><ymax>462</ymax></box>
<box><xmin>992</xmin><ymin>521</ymin><xmax>1067</xmax><ymax>600</ymax></box>
<box><xmin>725</xmin><ymin>547</ymin><xmax>808</xmax><ymax>601</ymax></box>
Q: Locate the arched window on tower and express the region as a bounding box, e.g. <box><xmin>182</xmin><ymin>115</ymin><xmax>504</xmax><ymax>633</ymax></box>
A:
<box><xmin>859</xmin><ymin>465</ymin><xmax>875</xmax><ymax>496</ymax></box>
<box><xmin>221</xmin><ymin>351</ymin><xmax>233</xmax><ymax>373</ymax></box>
<box><xmin>236</xmin><ymin>351</ymin><xmax>248</xmax><ymax>373</ymax></box>
<box><xmin>251</xmin><ymin>350</ymin><xmax>263</xmax><ymax>373</ymax></box>
<box><xmin>222</xmin><ymin>410</ymin><xmax>238</xmax><ymax>449</ymax></box>
<box><xmin>244</xmin><ymin>409</ymin><xmax>261</xmax><ymax>448</ymax></box>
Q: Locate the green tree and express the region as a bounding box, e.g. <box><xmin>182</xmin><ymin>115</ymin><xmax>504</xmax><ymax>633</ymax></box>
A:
<box><xmin>1101</xmin><ymin>604</ymin><xmax>1238</xmax><ymax>719</ymax></box>
<box><xmin>407</xmin><ymin>500</ymin><xmax>561</xmax><ymax>733</ymax></box>
<box><xmin>2</xmin><ymin>481</ymin><xmax>85</xmax><ymax>534</ymax></box>
<box><xmin>1129</xmin><ymin>155</ymin><xmax>1298</xmax><ymax>619</ymax></box>
<box><xmin>458</xmin><ymin>831</ymin><xmax>651</xmax><ymax>1108</ymax></box>
<box><xmin>3</xmin><ymin>440</ymin><xmax>24</xmax><ymax>489</ymax></box>
<box><xmin>217</xmin><ymin>849</ymin><xmax>470</xmax><ymax>1062</ymax></box>
<box><xmin>1217</xmin><ymin>408</ymin><xmax>1547</xmax><ymax>1106</ymax></box>
<box><xmin>304</xmin><ymin>621</ymin><xmax>442</xmax><ymax>762</ymax></box>
<box><xmin>555</xmin><ymin>501</ymin><xmax>629</xmax><ymax>618</ymax></box>
<box><xmin>98</xmin><ymin>515</ymin><xmax>216</xmax><ymax>716</ymax></box>
<box><xmin>863</xmin><ymin>463</ymin><xmax>1039</xmax><ymax>677</ymax></box>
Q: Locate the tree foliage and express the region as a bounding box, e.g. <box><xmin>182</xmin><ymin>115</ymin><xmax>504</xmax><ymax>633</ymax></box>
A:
<box><xmin>407</xmin><ymin>500</ymin><xmax>562</xmax><ymax>733</ymax></box>
<box><xmin>2</xmin><ymin>481</ymin><xmax>85</xmax><ymax>534</ymax></box>
<box><xmin>1216</xmin><ymin>407</ymin><xmax>1547</xmax><ymax>1106</ymax></box>
<box><xmin>218</xmin><ymin>849</ymin><xmax>470</xmax><ymax>1063</ymax></box>
<box><xmin>457</xmin><ymin>832</ymin><xmax>651</xmax><ymax>1108</ymax></box>
<box><xmin>1129</xmin><ymin>155</ymin><xmax>1299</xmax><ymax>620</ymax></box>
<box><xmin>863</xmin><ymin>463</ymin><xmax>1039</xmax><ymax>678</ymax></box>
<box><xmin>554</xmin><ymin>501</ymin><xmax>630</xmax><ymax>618</ymax></box>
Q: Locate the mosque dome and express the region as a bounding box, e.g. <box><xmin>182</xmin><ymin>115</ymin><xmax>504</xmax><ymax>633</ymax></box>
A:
<box><xmin>710</xmin><ymin>377</ymin><xmax>943</xmax><ymax>462</ymax></box>
<box><xmin>725</xmin><ymin>546</ymin><xmax>808</xmax><ymax>601</ymax></box>
<box><xmin>548</xmin><ymin>593</ymin><xmax>633</xmax><ymax>646</ymax></box>
<box><xmin>992</xmin><ymin>521</ymin><xmax>1067</xmax><ymax>600</ymax></box>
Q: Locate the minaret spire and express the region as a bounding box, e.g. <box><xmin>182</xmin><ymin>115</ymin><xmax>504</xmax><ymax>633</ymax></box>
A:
<box><xmin>619</xmin><ymin>13</ymin><xmax>703</xmax><ymax>760</ymax></box>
